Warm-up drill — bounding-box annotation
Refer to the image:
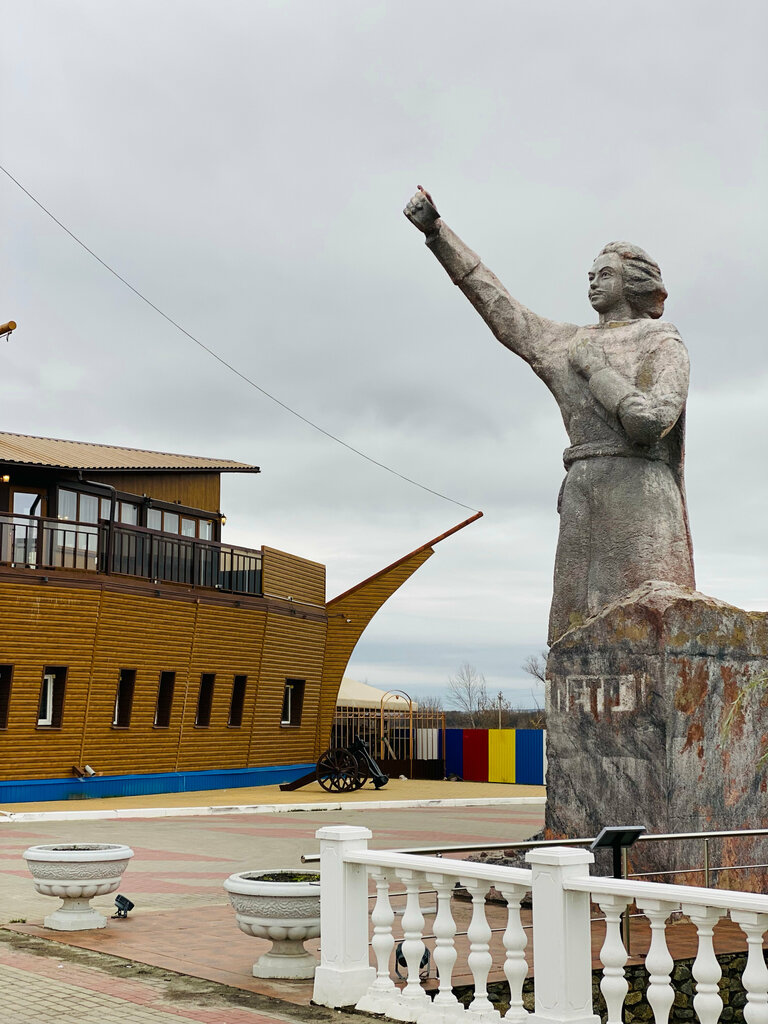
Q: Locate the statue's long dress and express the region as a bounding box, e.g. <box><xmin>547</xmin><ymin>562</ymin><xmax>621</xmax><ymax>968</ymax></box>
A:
<box><xmin>425</xmin><ymin>223</ymin><xmax>695</xmax><ymax>643</ymax></box>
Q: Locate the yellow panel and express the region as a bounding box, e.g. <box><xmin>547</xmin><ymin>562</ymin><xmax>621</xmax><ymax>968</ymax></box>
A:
<box><xmin>488</xmin><ymin>729</ymin><xmax>516</xmax><ymax>783</ymax></box>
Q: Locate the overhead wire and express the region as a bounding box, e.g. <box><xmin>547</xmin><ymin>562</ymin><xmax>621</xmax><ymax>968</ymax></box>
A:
<box><xmin>0</xmin><ymin>163</ymin><xmax>479</xmax><ymax>513</ymax></box>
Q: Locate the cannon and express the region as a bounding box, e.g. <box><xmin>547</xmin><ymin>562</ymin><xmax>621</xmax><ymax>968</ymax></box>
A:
<box><xmin>279</xmin><ymin>735</ymin><xmax>389</xmax><ymax>793</ymax></box>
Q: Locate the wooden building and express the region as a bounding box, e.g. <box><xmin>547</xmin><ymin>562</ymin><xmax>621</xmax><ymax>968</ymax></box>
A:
<box><xmin>0</xmin><ymin>431</ymin><xmax>478</xmax><ymax>802</ymax></box>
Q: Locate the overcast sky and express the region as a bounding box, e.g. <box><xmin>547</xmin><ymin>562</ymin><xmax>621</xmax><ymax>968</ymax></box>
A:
<box><xmin>2</xmin><ymin>1</ymin><xmax>766</xmax><ymax>706</ymax></box>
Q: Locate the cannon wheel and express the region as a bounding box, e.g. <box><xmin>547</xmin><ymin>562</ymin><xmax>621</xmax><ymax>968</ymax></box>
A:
<box><xmin>316</xmin><ymin>748</ymin><xmax>366</xmax><ymax>792</ymax></box>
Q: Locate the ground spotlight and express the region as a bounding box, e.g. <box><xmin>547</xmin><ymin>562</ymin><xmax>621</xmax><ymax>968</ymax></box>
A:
<box><xmin>113</xmin><ymin>894</ymin><xmax>135</xmax><ymax>919</ymax></box>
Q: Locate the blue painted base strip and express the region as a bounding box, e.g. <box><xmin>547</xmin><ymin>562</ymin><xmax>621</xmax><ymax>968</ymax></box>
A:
<box><xmin>0</xmin><ymin>763</ymin><xmax>315</xmax><ymax>804</ymax></box>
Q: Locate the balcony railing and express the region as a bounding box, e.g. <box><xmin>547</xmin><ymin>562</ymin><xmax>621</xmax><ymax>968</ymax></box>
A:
<box><xmin>0</xmin><ymin>513</ymin><xmax>262</xmax><ymax>596</ymax></box>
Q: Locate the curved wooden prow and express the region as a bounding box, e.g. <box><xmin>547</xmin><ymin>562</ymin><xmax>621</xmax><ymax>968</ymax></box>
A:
<box><xmin>314</xmin><ymin>512</ymin><xmax>482</xmax><ymax>754</ymax></box>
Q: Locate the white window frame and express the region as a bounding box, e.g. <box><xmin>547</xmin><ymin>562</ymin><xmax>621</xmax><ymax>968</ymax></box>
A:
<box><xmin>38</xmin><ymin>674</ymin><xmax>54</xmax><ymax>726</ymax></box>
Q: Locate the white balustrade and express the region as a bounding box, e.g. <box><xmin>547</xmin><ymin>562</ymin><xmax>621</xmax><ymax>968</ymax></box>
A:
<box><xmin>391</xmin><ymin>867</ymin><xmax>431</xmax><ymax>1021</ymax></box>
<box><xmin>498</xmin><ymin>883</ymin><xmax>530</xmax><ymax>1023</ymax></box>
<box><xmin>595</xmin><ymin>893</ymin><xmax>630</xmax><ymax>1024</ymax></box>
<box><xmin>683</xmin><ymin>903</ymin><xmax>725</xmax><ymax>1024</ymax></box>
<box><xmin>356</xmin><ymin>866</ymin><xmax>399</xmax><ymax>1016</ymax></box>
<box><xmin>636</xmin><ymin>896</ymin><xmax>676</xmax><ymax>1024</ymax></box>
<box><xmin>313</xmin><ymin>828</ymin><xmax>768</xmax><ymax>1024</ymax></box>
<box><xmin>460</xmin><ymin>876</ymin><xmax>500</xmax><ymax>1023</ymax></box>
<box><xmin>732</xmin><ymin>910</ymin><xmax>768</xmax><ymax>1024</ymax></box>
<box><xmin>420</xmin><ymin>869</ymin><xmax>464</xmax><ymax>1024</ymax></box>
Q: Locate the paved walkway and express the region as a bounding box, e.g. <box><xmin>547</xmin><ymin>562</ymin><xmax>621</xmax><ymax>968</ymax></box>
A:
<box><xmin>0</xmin><ymin>778</ymin><xmax>544</xmax><ymax>819</ymax></box>
<box><xmin>0</xmin><ymin>930</ymin><xmax>375</xmax><ymax>1024</ymax></box>
<box><xmin>0</xmin><ymin>798</ymin><xmax>546</xmax><ymax>1020</ymax></box>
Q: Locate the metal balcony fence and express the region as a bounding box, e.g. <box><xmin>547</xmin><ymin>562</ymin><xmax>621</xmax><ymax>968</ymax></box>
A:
<box><xmin>0</xmin><ymin>513</ymin><xmax>262</xmax><ymax>596</ymax></box>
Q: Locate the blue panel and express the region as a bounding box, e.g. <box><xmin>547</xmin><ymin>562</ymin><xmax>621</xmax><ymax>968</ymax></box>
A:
<box><xmin>0</xmin><ymin>763</ymin><xmax>315</xmax><ymax>804</ymax></box>
<box><xmin>444</xmin><ymin>729</ymin><xmax>464</xmax><ymax>778</ymax></box>
<box><xmin>514</xmin><ymin>730</ymin><xmax>544</xmax><ymax>785</ymax></box>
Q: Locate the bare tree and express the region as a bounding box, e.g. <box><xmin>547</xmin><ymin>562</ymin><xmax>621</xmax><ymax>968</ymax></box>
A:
<box><xmin>414</xmin><ymin>693</ymin><xmax>444</xmax><ymax>714</ymax></box>
<box><xmin>521</xmin><ymin>651</ymin><xmax>548</xmax><ymax>684</ymax></box>
<box><xmin>447</xmin><ymin>663</ymin><xmax>488</xmax><ymax>727</ymax></box>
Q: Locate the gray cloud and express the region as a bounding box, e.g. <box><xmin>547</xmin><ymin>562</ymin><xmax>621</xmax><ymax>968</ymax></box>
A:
<box><xmin>2</xmin><ymin>0</ymin><xmax>766</xmax><ymax>703</ymax></box>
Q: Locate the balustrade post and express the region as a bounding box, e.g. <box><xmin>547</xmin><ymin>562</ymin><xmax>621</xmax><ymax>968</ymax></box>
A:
<box><xmin>682</xmin><ymin>902</ymin><xmax>725</xmax><ymax>1024</ymax></box>
<box><xmin>595</xmin><ymin>893</ymin><xmax>630</xmax><ymax>1024</ymax></box>
<box><xmin>635</xmin><ymin>896</ymin><xmax>676</xmax><ymax>1024</ymax></box>
<box><xmin>419</xmin><ymin>870</ymin><xmax>465</xmax><ymax>1023</ymax></box>
<box><xmin>498</xmin><ymin>883</ymin><xmax>531</xmax><ymax>1023</ymax></box>
<box><xmin>312</xmin><ymin>825</ymin><xmax>375</xmax><ymax>1009</ymax></box>
<box><xmin>389</xmin><ymin>867</ymin><xmax>431</xmax><ymax>1022</ymax></box>
<box><xmin>731</xmin><ymin>910</ymin><xmax>768</xmax><ymax>1024</ymax></box>
<box><xmin>459</xmin><ymin>876</ymin><xmax>500</xmax><ymax>1023</ymax></box>
<box><xmin>525</xmin><ymin>847</ymin><xmax>599</xmax><ymax>1024</ymax></box>
<box><xmin>356</xmin><ymin>866</ymin><xmax>401</xmax><ymax>1017</ymax></box>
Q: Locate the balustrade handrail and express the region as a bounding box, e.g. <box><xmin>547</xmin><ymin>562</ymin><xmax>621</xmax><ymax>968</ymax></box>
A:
<box><xmin>343</xmin><ymin>848</ymin><xmax>533</xmax><ymax>886</ymax></box>
<box><xmin>564</xmin><ymin>872</ymin><xmax>768</xmax><ymax>913</ymax></box>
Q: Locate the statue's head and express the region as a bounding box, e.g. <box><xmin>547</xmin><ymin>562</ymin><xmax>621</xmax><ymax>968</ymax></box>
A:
<box><xmin>591</xmin><ymin>242</ymin><xmax>667</xmax><ymax>320</ymax></box>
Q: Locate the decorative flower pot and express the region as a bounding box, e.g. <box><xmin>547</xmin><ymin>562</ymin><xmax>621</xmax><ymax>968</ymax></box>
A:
<box><xmin>23</xmin><ymin>843</ymin><xmax>134</xmax><ymax>931</ymax></box>
<box><xmin>224</xmin><ymin>869</ymin><xmax>321</xmax><ymax>979</ymax></box>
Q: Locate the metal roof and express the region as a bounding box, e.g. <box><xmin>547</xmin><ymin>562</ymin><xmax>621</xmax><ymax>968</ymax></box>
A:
<box><xmin>0</xmin><ymin>431</ymin><xmax>260</xmax><ymax>474</ymax></box>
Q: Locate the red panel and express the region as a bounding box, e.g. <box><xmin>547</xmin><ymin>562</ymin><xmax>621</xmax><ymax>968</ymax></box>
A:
<box><xmin>462</xmin><ymin>729</ymin><xmax>489</xmax><ymax>782</ymax></box>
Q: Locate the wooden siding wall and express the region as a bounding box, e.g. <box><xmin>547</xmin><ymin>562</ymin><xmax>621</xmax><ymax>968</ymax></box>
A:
<box><xmin>0</xmin><ymin>578</ymin><xmax>327</xmax><ymax>781</ymax></box>
<box><xmin>86</xmin><ymin>472</ymin><xmax>221</xmax><ymax>513</ymax></box>
<box><xmin>316</xmin><ymin>547</ymin><xmax>434</xmax><ymax>753</ymax></box>
<box><xmin>0</xmin><ymin>583</ymin><xmax>101</xmax><ymax>777</ymax></box>
<box><xmin>261</xmin><ymin>547</ymin><xmax>325</xmax><ymax>605</ymax></box>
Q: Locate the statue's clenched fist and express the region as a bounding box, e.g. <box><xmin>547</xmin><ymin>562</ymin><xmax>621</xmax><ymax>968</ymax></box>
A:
<box><xmin>403</xmin><ymin>186</ymin><xmax>441</xmax><ymax>236</ymax></box>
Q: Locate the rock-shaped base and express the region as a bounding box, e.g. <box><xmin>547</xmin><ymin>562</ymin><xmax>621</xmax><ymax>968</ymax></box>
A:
<box><xmin>546</xmin><ymin>581</ymin><xmax>768</xmax><ymax>886</ymax></box>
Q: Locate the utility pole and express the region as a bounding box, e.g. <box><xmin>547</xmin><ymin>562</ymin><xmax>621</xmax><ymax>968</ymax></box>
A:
<box><xmin>0</xmin><ymin>321</ymin><xmax>17</xmax><ymax>340</ymax></box>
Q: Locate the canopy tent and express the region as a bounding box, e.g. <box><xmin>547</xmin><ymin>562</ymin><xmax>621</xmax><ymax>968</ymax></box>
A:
<box><xmin>336</xmin><ymin>678</ymin><xmax>417</xmax><ymax>710</ymax></box>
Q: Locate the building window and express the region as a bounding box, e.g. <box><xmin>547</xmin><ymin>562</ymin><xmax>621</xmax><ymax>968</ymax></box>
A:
<box><xmin>38</xmin><ymin>667</ymin><xmax>66</xmax><ymax>728</ymax></box>
<box><xmin>113</xmin><ymin>669</ymin><xmax>136</xmax><ymax>728</ymax></box>
<box><xmin>0</xmin><ymin>665</ymin><xmax>11</xmax><ymax>729</ymax></box>
<box><xmin>281</xmin><ymin>678</ymin><xmax>305</xmax><ymax>727</ymax></box>
<box><xmin>58</xmin><ymin>488</ymin><xmax>112</xmax><ymax>523</ymax></box>
<box><xmin>196</xmin><ymin>673</ymin><xmax>215</xmax><ymax>727</ymax></box>
<box><xmin>155</xmin><ymin>672</ymin><xmax>175</xmax><ymax>728</ymax></box>
<box><xmin>118</xmin><ymin>501</ymin><xmax>138</xmax><ymax>525</ymax></box>
<box><xmin>229</xmin><ymin>675</ymin><xmax>247</xmax><ymax>727</ymax></box>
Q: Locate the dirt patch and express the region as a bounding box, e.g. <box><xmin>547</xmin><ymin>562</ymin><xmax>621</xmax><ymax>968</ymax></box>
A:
<box><xmin>0</xmin><ymin>928</ymin><xmax>379</xmax><ymax>1023</ymax></box>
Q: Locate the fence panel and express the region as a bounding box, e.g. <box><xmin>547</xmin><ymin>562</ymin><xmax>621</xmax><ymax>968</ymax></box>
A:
<box><xmin>488</xmin><ymin>728</ymin><xmax>516</xmax><ymax>783</ymax></box>
<box><xmin>515</xmin><ymin>728</ymin><xmax>545</xmax><ymax>784</ymax></box>
<box><xmin>443</xmin><ymin>728</ymin><xmax>464</xmax><ymax>778</ymax></box>
<box><xmin>461</xmin><ymin>729</ymin><xmax>489</xmax><ymax>782</ymax></box>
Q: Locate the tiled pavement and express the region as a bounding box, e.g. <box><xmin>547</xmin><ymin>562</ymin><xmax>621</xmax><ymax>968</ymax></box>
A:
<box><xmin>0</xmin><ymin>797</ymin><xmax>546</xmax><ymax>1021</ymax></box>
<box><xmin>1</xmin><ymin>795</ymin><xmax>761</xmax><ymax>1021</ymax></box>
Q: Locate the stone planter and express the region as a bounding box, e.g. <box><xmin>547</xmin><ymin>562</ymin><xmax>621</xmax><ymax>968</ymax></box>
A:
<box><xmin>23</xmin><ymin>843</ymin><xmax>134</xmax><ymax>931</ymax></box>
<box><xmin>224</xmin><ymin>869</ymin><xmax>321</xmax><ymax>979</ymax></box>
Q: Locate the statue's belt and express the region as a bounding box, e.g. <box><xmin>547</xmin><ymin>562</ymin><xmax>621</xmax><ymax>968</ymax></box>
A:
<box><xmin>563</xmin><ymin>442</ymin><xmax>669</xmax><ymax>470</ymax></box>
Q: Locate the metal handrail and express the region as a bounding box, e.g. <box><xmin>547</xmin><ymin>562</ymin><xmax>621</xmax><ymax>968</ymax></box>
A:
<box><xmin>0</xmin><ymin>510</ymin><xmax>263</xmax><ymax>596</ymax></box>
<box><xmin>302</xmin><ymin>825</ymin><xmax>768</xmax><ymax>870</ymax></box>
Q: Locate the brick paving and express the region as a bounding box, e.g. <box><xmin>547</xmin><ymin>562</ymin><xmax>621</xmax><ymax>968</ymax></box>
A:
<box><xmin>0</xmin><ymin>792</ymin><xmax>759</xmax><ymax>1020</ymax></box>
<box><xmin>0</xmin><ymin>796</ymin><xmax>545</xmax><ymax>1019</ymax></box>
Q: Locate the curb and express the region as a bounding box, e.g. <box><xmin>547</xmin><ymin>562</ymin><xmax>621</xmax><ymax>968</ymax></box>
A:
<box><xmin>0</xmin><ymin>795</ymin><xmax>545</xmax><ymax>823</ymax></box>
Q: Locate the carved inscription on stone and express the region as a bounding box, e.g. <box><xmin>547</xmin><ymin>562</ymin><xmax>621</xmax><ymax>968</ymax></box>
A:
<box><xmin>558</xmin><ymin>674</ymin><xmax>644</xmax><ymax>716</ymax></box>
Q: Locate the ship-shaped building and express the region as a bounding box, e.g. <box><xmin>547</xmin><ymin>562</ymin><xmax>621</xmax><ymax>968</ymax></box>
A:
<box><xmin>0</xmin><ymin>431</ymin><xmax>474</xmax><ymax>802</ymax></box>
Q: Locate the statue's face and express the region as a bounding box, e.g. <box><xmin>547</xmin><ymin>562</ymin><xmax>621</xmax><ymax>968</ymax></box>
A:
<box><xmin>588</xmin><ymin>253</ymin><xmax>625</xmax><ymax>314</ymax></box>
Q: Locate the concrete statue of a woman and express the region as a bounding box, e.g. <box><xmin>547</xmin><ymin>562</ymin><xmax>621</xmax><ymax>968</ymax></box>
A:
<box><xmin>404</xmin><ymin>187</ymin><xmax>695</xmax><ymax>644</ymax></box>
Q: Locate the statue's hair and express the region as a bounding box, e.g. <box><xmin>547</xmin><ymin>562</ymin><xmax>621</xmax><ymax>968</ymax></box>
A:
<box><xmin>598</xmin><ymin>241</ymin><xmax>667</xmax><ymax>319</ymax></box>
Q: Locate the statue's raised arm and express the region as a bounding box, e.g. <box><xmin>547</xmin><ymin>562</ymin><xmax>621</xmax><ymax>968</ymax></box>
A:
<box><xmin>403</xmin><ymin>187</ymin><xmax>576</xmax><ymax>374</ymax></box>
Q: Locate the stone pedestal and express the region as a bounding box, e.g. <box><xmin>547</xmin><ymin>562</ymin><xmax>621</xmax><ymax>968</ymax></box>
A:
<box><xmin>545</xmin><ymin>582</ymin><xmax>768</xmax><ymax>887</ymax></box>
